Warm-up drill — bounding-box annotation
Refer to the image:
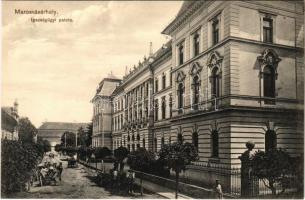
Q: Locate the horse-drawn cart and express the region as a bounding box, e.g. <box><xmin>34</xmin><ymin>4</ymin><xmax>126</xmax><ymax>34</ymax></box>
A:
<box><xmin>67</xmin><ymin>157</ymin><xmax>78</xmax><ymax>168</ymax></box>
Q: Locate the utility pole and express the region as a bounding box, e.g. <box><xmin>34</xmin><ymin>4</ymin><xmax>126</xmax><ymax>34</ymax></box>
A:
<box><xmin>65</xmin><ymin>133</ymin><xmax>67</xmax><ymax>148</ymax></box>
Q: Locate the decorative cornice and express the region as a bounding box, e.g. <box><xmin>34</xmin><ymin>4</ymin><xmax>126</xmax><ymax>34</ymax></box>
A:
<box><xmin>162</xmin><ymin>1</ymin><xmax>207</xmax><ymax>35</ymax></box>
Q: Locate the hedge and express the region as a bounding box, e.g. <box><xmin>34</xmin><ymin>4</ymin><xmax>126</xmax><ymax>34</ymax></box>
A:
<box><xmin>1</xmin><ymin>140</ymin><xmax>43</xmax><ymax>195</ymax></box>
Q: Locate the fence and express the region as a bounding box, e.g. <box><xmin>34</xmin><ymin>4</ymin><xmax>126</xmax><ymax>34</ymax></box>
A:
<box><xmin>77</xmin><ymin>159</ymin><xmax>301</xmax><ymax>198</ymax></box>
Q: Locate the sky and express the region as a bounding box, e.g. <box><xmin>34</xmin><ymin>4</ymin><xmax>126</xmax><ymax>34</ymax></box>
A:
<box><xmin>2</xmin><ymin>1</ymin><xmax>182</xmax><ymax>128</ymax></box>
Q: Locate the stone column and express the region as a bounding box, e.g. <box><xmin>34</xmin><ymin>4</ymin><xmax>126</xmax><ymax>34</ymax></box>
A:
<box><xmin>239</xmin><ymin>141</ymin><xmax>259</xmax><ymax>198</ymax></box>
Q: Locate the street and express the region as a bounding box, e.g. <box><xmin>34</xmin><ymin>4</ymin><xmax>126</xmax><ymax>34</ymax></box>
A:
<box><xmin>8</xmin><ymin>161</ymin><xmax>162</xmax><ymax>199</ymax></box>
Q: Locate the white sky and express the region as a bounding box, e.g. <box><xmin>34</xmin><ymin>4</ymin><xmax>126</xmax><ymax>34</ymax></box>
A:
<box><xmin>2</xmin><ymin>1</ymin><xmax>182</xmax><ymax>128</ymax></box>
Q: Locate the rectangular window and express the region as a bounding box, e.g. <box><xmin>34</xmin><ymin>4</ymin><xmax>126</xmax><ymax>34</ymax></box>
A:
<box><xmin>193</xmin><ymin>33</ymin><xmax>200</xmax><ymax>57</ymax></box>
<box><xmin>155</xmin><ymin>79</ymin><xmax>159</xmax><ymax>93</ymax></box>
<box><xmin>263</xmin><ymin>18</ymin><xmax>273</xmax><ymax>43</ymax></box>
<box><xmin>162</xmin><ymin>96</ymin><xmax>166</xmax><ymax>119</ymax></box>
<box><xmin>162</xmin><ymin>75</ymin><xmax>166</xmax><ymax>90</ymax></box>
<box><xmin>212</xmin><ymin>19</ymin><xmax>219</xmax><ymax>45</ymax></box>
<box><xmin>169</xmin><ymin>95</ymin><xmax>172</xmax><ymax>118</ymax></box>
<box><xmin>178</xmin><ymin>43</ymin><xmax>184</xmax><ymax>65</ymax></box>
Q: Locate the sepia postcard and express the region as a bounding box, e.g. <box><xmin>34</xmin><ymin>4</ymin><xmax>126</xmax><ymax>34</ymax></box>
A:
<box><xmin>1</xmin><ymin>0</ymin><xmax>304</xmax><ymax>199</ymax></box>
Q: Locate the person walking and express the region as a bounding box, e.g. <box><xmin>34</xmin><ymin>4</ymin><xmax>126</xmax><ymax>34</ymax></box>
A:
<box><xmin>127</xmin><ymin>170</ymin><xmax>135</xmax><ymax>195</ymax></box>
<box><xmin>214</xmin><ymin>179</ymin><xmax>223</xmax><ymax>199</ymax></box>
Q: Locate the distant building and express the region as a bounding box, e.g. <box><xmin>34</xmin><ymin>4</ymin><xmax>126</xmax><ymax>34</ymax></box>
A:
<box><xmin>91</xmin><ymin>74</ymin><xmax>121</xmax><ymax>149</ymax></box>
<box><xmin>1</xmin><ymin>101</ymin><xmax>19</xmax><ymax>140</ymax></box>
<box><xmin>38</xmin><ymin>122</ymin><xmax>88</xmax><ymax>151</ymax></box>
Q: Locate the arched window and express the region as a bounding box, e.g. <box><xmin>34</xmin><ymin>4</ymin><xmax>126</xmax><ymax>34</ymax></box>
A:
<box><xmin>162</xmin><ymin>97</ymin><xmax>166</xmax><ymax>119</ymax></box>
<box><xmin>192</xmin><ymin>76</ymin><xmax>200</xmax><ymax>110</ymax></box>
<box><xmin>211</xmin><ymin>130</ymin><xmax>219</xmax><ymax>157</ymax></box>
<box><xmin>263</xmin><ymin>65</ymin><xmax>276</xmax><ymax>104</ymax></box>
<box><xmin>265</xmin><ymin>130</ymin><xmax>277</xmax><ymax>151</ymax></box>
<box><xmin>192</xmin><ymin>132</ymin><xmax>199</xmax><ymax>151</ymax></box>
<box><xmin>178</xmin><ymin>133</ymin><xmax>183</xmax><ymax>144</ymax></box>
<box><xmin>132</xmin><ymin>144</ymin><xmax>135</xmax><ymax>152</ymax></box>
<box><xmin>142</xmin><ymin>138</ymin><xmax>146</xmax><ymax>149</ymax></box>
<box><xmin>137</xmin><ymin>134</ymin><xmax>140</xmax><ymax>141</ymax></box>
<box><xmin>178</xmin><ymin>83</ymin><xmax>184</xmax><ymax>113</ymax></box>
<box><xmin>154</xmin><ymin>137</ymin><xmax>158</xmax><ymax>152</ymax></box>
<box><xmin>127</xmin><ymin>135</ymin><xmax>130</xmax><ymax>142</ymax></box>
<box><xmin>211</xmin><ymin>67</ymin><xmax>220</xmax><ymax>98</ymax></box>
<box><xmin>132</xmin><ymin>134</ymin><xmax>135</xmax><ymax>141</ymax></box>
<box><xmin>169</xmin><ymin>136</ymin><xmax>171</xmax><ymax>144</ymax></box>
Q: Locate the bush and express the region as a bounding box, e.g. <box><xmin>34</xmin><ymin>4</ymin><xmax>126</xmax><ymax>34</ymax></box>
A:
<box><xmin>62</xmin><ymin>146</ymin><xmax>77</xmax><ymax>157</ymax></box>
<box><xmin>127</xmin><ymin>147</ymin><xmax>169</xmax><ymax>177</ymax></box>
<box><xmin>94</xmin><ymin>147</ymin><xmax>112</xmax><ymax>160</ymax></box>
<box><xmin>113</xmin><ymin>146</ymin><xmax>129</xmax><ymax>171</ymax></box>
<box><xmin>127</xmin><ymin>148</ymin><xmax>155</xmax><ymax>172</ymax></box>
<box><xmin>1</xmin><ymin>140</ymin><xmax>42</xmax><ymax>195</ymax></box>
<box><xmin>252</xmin><ymin>149</ymin><xmax>297</xmax><ymax>196</ymax></box>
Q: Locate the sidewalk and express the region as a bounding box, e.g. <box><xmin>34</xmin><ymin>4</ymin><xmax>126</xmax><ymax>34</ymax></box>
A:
<box><xmin>134</xmin><ymin>177</ymin><xmax>193</xmax><ymax>199</ymax></box>
<box><xmin>78</xmin><ymin>161</ymin><xmax>193</xmax><ymax>199</ymax></box>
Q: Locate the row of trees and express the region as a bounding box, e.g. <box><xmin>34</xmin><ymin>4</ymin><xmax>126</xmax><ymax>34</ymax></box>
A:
<box><xmin>127</xmin><ymin>142</ymin><xmax>199</xmax><ymax>199</ymax></box>
<box><xmin>57</xmin><ymin>123</ymin><xmax>93</xmax><ymax>148</ymax></box>
<box><xmin>2</xmin><ymin>117</ymin><xmax>51</xmax><ymax>195</ymax></box>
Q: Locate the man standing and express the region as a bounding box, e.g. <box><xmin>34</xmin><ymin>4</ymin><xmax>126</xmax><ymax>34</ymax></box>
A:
<box><xmin>214</xmin><ymin>179</ymin><xmax>223</xmax><ymax>199</ymax></box>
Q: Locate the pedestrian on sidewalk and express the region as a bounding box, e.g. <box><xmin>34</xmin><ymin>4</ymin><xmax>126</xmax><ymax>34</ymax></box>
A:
<box><xmin>214</xmin><ymin>179</ymin><xmax>223</xmax><ymax>199</ymax></box>
<box><xmin>111</xmin><ymin>169</ymin><xmax>118</xmax><ymax>194</ymax></box>
<box><xmin>127</xmin><ymin>170</ymin><xmax>135</xmax><ymax>195</ymax></box>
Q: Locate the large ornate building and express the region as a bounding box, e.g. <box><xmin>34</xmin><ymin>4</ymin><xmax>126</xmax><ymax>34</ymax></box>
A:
<box><xmin>92</xmin><ymin>0</ymin><xmax>304</xmax><ymax>187</ymax></box>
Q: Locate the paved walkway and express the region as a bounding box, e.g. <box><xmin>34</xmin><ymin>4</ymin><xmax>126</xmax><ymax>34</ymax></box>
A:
<box><xmin>80</xmin><ymin>161</ymin><xmax>193</xmax><ymax>199</ymax></box>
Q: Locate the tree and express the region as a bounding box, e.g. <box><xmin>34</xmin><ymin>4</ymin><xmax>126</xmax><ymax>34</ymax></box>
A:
<box><xmin>252</xmin><ymin>149</ymin><xmax>295</xmax><ymax>196</ymax></box>
<box><xmin>127</xmin><ymin>147</ymin><xmax>155</xmax><ymax>172</ymax></box>
<box><xmin>77</xmin><ymin>127</ymin><xmax>86</xmax><ymax>146</ymax></box>
<box><xmin>94</xmin><ymin>147</ymin><xmax>112</xmax><ymax>160</ymax></box>
<box><xmin>55</xmin><ymin>144</ymin><xmax>63</xmax><ymax>152</ymax></box>
<box><xmin>1</xmin><ymin>140</ymin><xmax>41</xmax><ymax>195</ymax></box>
<box><xmin>114</xmin><ymin>146</ymin><xmax>129</xmax><ymax>171</ymax></box>
<box><xmin>159</xmin><ymin>142</ymin><xmax>198</xmax><ymax>199</ymax></box>
<box><xmin>18</xmin><ymin>117</ymin><xmax>37</xmax><ymax>143</ymax></box>
<box><xmin>60</xmin><ymin>131</ymin><xmax>76</xmax><ymax>147</ymax></box>
<box><xmin>85</xmin><ymin>123</ymin><xmax>93</xmax><ymax>147</ymax></box>
<box><xmin>37</xmin><ymin>136</ymin><xmax>51</xmax><ymax>153</ymax></box>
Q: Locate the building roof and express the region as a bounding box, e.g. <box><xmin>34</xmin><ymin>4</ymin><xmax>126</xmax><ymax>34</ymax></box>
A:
<box><xmin>176</xmin><ymin>1</ymin><xmax>195</xmax><ymax>18</ymax></box>
<box><xmin>152</xmin><ymin>40</ymin><xmax>172</xmax><ymax>61</ymax></box>
<box><xmin>2</xmin><ymin>107</ymin><xmax>15</xmax><ymax>117</ymax></box>
<box><xmin>1</xmin><ymin>108</ymin><xmax>18</xmax><ymax>132</ymax></box>
<box><xmin>38</xmin><ymin>122</ymin><xmax>89</xmax><ymax>131</ymax></box>
<box><xmin>162</xmin><ymin>1</ymin><xmax>203</xmax><ymax>35</ymax></box>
